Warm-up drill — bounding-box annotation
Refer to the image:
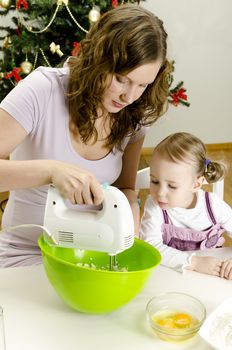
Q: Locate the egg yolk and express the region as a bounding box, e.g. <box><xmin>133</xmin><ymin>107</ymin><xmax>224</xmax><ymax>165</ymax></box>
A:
<box><xmin>157</xmin><ymin>318</ymin><xmax>175</xmax><ymax>328</ymax></box>
<box><xmin>152</xmin><ymin>311</ymin><xmax>194</xmax><ymax>330</ymax></box>
<box><xmin>173</xmin><ymin>313</ymin><xmax>192</xmax><ymax>328</ymax></box>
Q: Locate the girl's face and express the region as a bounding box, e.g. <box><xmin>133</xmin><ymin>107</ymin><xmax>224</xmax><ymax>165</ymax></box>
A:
<box><xmin>150</xmin><ymin>152</ymin><xmax>203</xmax><ymax>209</ymax></box>
<box><xmin>102</xmin><ymin>61</ymin><xmax>161</xmax><ymax>113</ymax></box>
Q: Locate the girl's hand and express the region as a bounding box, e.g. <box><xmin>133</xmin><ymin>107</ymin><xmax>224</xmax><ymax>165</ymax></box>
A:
<box><xmin>189</xmin><ymin>256</ymin><xmax>222</xmax><ymax>276</ymax></box>
<box><xmin>50</xmin><ymin>161</ymin><xmax>104</xmax><ymax>206</ymax></box>
<box><xmin>220</xmin><ymin>259</ymin><xmax>232</xmax><ymax>280</ymax></box>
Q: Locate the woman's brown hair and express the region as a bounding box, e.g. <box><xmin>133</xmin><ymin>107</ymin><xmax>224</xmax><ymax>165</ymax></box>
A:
<box><xmin>67</xmin><ymin>4</ymin><xmax>172</xmax><ymax>149</ymax></box>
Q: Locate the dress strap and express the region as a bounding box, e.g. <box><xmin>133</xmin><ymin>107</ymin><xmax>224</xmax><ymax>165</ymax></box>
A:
<box><xmin>205</xmin><ymin>192</ymin><xmax>217</xmax><ymax>225</ymax></box>
<box><xmin>162</xmin><ymin>209</ymin><xmax>169</xmax><ymax>224</ymax></box>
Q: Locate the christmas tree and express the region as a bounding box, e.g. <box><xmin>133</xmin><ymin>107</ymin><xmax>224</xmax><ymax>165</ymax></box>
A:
<box><xmin>0</xmin><ymin>0</ymin><xmax>189</xmax><ymax>106</ymax></box>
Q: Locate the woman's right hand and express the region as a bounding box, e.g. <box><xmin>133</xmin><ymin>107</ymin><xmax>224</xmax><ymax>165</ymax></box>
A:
<box><xmin>50</xmin><ymin>160</ymin><xmax>104</xmax><ymax>206</ymax></box>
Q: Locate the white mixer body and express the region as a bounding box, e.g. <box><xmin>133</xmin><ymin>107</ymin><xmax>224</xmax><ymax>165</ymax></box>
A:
<box><xmin>43</xmin><ymin>185</ymin><xmax>135</xmax><ymax>255</ymax></box>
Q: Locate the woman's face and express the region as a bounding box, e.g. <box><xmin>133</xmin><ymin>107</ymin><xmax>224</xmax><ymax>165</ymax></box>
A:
<box><xmin>102</xmin><ymin>61</ymin><xmax>162</xmax><ymax>113</ymax></box>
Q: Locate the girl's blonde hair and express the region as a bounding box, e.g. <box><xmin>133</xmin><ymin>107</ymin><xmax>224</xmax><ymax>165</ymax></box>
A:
<box><xmin>153</xmin><ymin>132</ymin><xmax>228</xmax><ymax>183</ymax></box>
<box><xmin>67</xmin><ymin>4</ymin><xmax>172</xmax><ymax>149</ymax></box>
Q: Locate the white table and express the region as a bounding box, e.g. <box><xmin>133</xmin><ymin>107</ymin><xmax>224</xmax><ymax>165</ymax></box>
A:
<box><xmin>0</xmin><ymin>248</ymin><xmax>232</xmax><ymax>350</ymax></box>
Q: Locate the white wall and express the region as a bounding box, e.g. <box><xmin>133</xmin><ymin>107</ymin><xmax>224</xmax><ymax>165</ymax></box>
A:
<box><xmin>142</xmin><ymin>0</ymin><xmax>232</xmax><ymax>147</ymax></box>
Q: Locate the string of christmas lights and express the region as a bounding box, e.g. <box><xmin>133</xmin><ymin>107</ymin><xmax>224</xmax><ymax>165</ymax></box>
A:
<box><xmin>16</xmin><ymin>0</ymin><xmax>89</xmax><ymax>34</ymax></box>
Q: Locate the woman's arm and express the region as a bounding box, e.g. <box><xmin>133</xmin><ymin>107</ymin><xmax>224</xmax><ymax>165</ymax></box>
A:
<box><xmin>113</xmin><ymin>136</ymin><xmax>144</xmax><ymax>235</ymax></box>
<box><xmin>0</xmin><ymin>108</ymin><xmax>103</xmax><ymax>205</ymax></box>
<box><xmin>0</xmin><ymin>108</ymin><xmax>55</xmax><ymax>190</ymax></box>
<box><xmin>0</xmin><ymin>108</ymin><xmax>27</xmax><ymax>159</ymax></box>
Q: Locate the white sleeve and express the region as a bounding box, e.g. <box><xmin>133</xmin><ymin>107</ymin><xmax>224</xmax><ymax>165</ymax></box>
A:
<box><xmin>210</xmin><ymin>193</ymin><xmax>232</xmax><ymax>236</ymax></box>
<box><xmin>139</xmin><ymin>195</ymin><xmax>194</xmax><ymax>273</ymax></box>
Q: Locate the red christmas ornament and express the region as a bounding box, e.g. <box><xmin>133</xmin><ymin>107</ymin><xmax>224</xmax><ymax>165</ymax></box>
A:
<box><xmin>72</xmin><ymin>42</ymin><xmax>81</xmax><ymax>56</ymax></box>
<box><xmin>16</xmin><ymin>0</ymin><xmax>29</xmax><ymax>10</ymax></box>
<box><xmin>16</xmin><ymin>27</ymin><xmax>21</xmax><ymax>37</ymax></box>
<box><xmin>170</xmin><ymin>88</ymin><xmax>188</xmax><ymax>106</ymax></box>
<box><xmin>112</xmin><ymin>0</ymin><xmax>118</xmax><ymax>8</ymax></box>
<box><xmin>5</xmin><ymin>67</ymin><xmax>22</xmax><ymax>82</ymax></box>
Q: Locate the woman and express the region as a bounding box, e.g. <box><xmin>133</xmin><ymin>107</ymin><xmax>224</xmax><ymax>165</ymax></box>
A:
<box><xmin>0</xmin><ymin>4</ymin><xmax>171</xmax><ymax>267</ymax></box>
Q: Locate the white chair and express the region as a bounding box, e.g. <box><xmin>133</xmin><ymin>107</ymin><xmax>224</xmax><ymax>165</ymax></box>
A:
<box><xmin>136</xmin><ymin>167</ymin><xmax>224</xmax><ymax>200</ymax></box>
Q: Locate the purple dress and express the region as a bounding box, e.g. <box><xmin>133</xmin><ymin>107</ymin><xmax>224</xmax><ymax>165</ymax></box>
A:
<box><xmin>162</xmin><ymin>192</ymin><xmax>225</xmax><ymax>251</ymax></box>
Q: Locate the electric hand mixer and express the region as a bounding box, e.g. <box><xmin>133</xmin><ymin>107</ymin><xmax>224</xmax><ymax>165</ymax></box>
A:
<box><xmin>43</xmin><ymin>184</ymin><xmax>135</xmax><ymax>256</ymax></box>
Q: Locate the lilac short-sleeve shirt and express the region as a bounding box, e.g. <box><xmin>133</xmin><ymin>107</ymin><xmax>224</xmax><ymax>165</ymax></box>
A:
<box><xmin>0</xmin><ymin>66</ymin><xmax>148</xmax><ymax>266</ymax></box>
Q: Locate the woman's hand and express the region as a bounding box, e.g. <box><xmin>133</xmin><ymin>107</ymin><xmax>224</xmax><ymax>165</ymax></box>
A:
<box><xmin>51</xmin><ymin>161</ymin><xmax>104</xmax><ymax>205</ymax></box>
<box><xmin>220</xmin><ymin>259</ymin><xmax>232</xmax><ymax>280</ymax></box>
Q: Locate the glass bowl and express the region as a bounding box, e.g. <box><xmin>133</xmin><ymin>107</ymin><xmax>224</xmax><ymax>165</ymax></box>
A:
<box><xmin>146</xmin><ymin>292</ymin><xmax>206</xmax><ymax>342</ymax></box>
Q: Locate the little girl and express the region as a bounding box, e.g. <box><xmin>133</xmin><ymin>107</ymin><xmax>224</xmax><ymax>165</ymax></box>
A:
<box><xmin>140</xmin><ymin>132</ymin><xmax>232</xmax><ymax>279</ymax></box>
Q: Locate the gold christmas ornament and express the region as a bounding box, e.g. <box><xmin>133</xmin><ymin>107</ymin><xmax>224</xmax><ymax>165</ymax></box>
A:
<box><xmin>88</xmin><ymin>6</ymin><xmax>100</xmax><ymax>23</ymax></box>
<box><xmin>0</xmin><ymin>72</ymin><xmax>5</xmax><ymax>80</ymax></box>
<box><xmin>2</xmin><ymin>36</ymin><xmax>10</xmax><ymax>49</ymax></box>
<box><xmin>50</xmin><ymin>42</ymin><xmax>64</xmax><ymax>57</ymax></box>
<box><xmin>21</xmin><ymin>60</ymin><xmax>33</xmax><ymax>74</ymax></box>
<box><xmin>0</xmin><ymin>0</ymin><xmax>11</xmax><ymax>9</ymax></box>
<box><xmin>57</xmin><ymin>0</ymin><xmax>69</xmax><ymax>5</ymax></box>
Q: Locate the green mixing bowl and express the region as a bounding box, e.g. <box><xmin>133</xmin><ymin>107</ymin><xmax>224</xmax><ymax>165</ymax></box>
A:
<box><xmin>38</xmin><ymin>236</ymin><xmax>161</xmax><ymax>314</ymax></box>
